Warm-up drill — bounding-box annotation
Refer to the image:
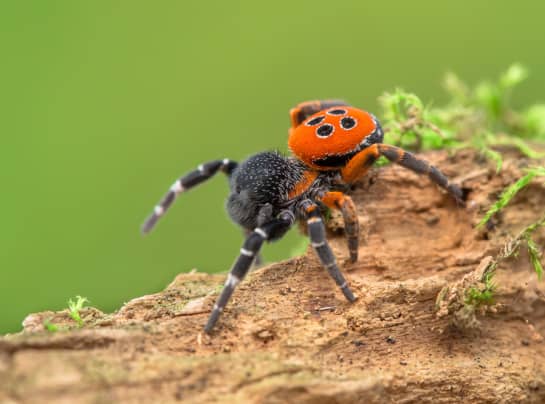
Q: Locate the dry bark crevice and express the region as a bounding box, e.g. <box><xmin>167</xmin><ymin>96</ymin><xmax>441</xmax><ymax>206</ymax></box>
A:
<box><xmin>1</xmin><ymin>150</ymin><xmax>545</xmax><ymax>403</ymax></box>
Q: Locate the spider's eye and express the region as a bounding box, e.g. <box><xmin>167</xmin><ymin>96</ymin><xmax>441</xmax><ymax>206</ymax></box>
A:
<box><xmin>340</xmin><ymin>116</ymin><xmax>357</xmax><ymax>130</ymax></box>
<box><xmin>316</xmin><ymin>123</ymin><xmax>335</xmax><ymax>138</ymax></box>
<box><xmin>327</xmin><ymin>109</ymin><xmax>347</xmax><ymax>116</ymax></box>
<box><xmin>305</xmin><ymin>116</ymin><xmax>325</xmax><ymax>126</ymax></box>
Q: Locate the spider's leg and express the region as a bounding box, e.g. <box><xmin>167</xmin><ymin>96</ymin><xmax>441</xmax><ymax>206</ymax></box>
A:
<box><xmin>243</xmin><ymin>228</ymin><xmax>263</xmax><ymax>268</ymax></box>
<box><xmin>290</xmin><ymin>99</ymin><xmax>350</xmax><ymax>128</ymax></box>
<box><xmin>319</xmin><ymin>192</ymin><xmax>359</xmax><ymax>263</ymax></box>
<box><xmin>204</xmin><ymin>210</ymin><xmax>295</xmax><ymax>333</ymax></box>
<box><xmin>300</xmin><ymin>199</ymin><xmax>356</xmax><ymax>302</ymax></box>
<box><xmin>378</xmin><ymin>145</ymin><xmax>463</xmax><ymax>203</ymax></box>
<box><xmin>141</xmin><ymin>159</ymin><xmax>238</xmax><ymax>234</ymax></box>
<box><xmin>341</xmin><ymin>144</ymin><xmax>464</xmax><ymax>204</ymax></box>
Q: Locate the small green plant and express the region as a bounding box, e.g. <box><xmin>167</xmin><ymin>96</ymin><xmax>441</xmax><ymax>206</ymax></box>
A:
<box><xmin>465</xmin><ymin>266</ymin><xmax>497</xmax><ymax>306</ymax></box>
<box><xmin>43</xmin><ymin>318</ymin><xmax>59</xmax><ymax>332</ymax></box>
<box><xmin>380</xmin><ymin>64</ymin><xmax>545</xmax><ymax>170</ymax></box>
<box><xmin>435</xmin><ymin>256</ymin><xmax>498</xmax><ymax>330</ymax></box>
<box><xmin>379</xmin><ymin>89</ymin><xmax>456</xmax><ymax>151</ymax></box>
<box><xmin>478</xmin><ymin>167</ymin><xmax>545</xmax><ymax>228</ymax></box>
<box><xmin>68</xmin><ymin>295</ymin><xmax>89</xmax><ymax>327</ymax></box>
<box><xmin>490</xmin><ymin>135</ymin><xmax>545</xmax><ymax>159</ymax></box>
<box><xmin>528</xmin><ymin>237</ymin><xmax>544</xmax><ymax>280</ymax></box>
<box><xmin>378</xmin><ymin>65</ymin><xmax>545</xmax><ymax>283</ymax></box>
<box><xmin>499</xmin><ymin>216</ymin><xmax>545</xmax><ymax>280</ymax></box>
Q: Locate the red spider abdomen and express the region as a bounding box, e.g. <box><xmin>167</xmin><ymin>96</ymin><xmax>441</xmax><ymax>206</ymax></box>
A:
<box><xmin>288</xmin><ymin>106</ymin><xmax>377</xmax><ymax>170</ymax></box>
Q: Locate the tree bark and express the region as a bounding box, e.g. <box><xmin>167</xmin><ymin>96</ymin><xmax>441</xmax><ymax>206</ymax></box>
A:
<box><xmin>1</xmin><ymin>150</ymin><xmax>545</xmax><ymax>403</ymax></box>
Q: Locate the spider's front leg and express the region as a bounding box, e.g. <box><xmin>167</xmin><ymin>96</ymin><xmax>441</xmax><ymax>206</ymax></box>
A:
<box><xmin>204</xmin><ymin>210</ymin><xmax>295</xmax><ymax>333</ymax></box>
<box><xmin>341</xmin><ymin>144</ymin><xmax>465</xmax><ymax>204</ymax></box>
<box><xmin>299</xmin><ymin>199</ymin><xmax>357</xmax><ymax>302</ymax></box>
<box><xmin>319</xmin><ymin>192</ymin><xmax>359</xmax><ymax>263</ymax></box>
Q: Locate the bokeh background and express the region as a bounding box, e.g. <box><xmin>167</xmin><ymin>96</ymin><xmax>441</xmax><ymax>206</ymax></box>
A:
<box><xmin>2</xmin><ymin>1</ymin><xmax>545</xmax><ymax>333</ymax></box>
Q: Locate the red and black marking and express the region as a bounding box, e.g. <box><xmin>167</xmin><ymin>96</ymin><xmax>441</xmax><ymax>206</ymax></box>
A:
<box><xmin>290</xmin><ymin>99</ymin><xmax>350</xmax><ymax>128</ymax></box>
<box><xmin>313</xmin><ymin>148</ymin><xmax>360</xmax><ymax>168</ymax></box>
<box><xmin>312</xmin><ymin>118</ymin><xmax>383</xmax><ymax>169</ymax></box>
<box><xmin>288</xmin><ymin>106</ymin><xmax>384</xmax><ymax>171</ymax></box>
<box><xmin>288</xmin><ymin>169</ymin><xmax>318</xmax><ymax>200</ymax></box>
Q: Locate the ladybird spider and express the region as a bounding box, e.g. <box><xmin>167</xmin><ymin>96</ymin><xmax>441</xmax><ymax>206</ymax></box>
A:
<box><xmin>142</xmin><ymin>100</ymin><xmax>464</xmax><ymax>333</ymax></box>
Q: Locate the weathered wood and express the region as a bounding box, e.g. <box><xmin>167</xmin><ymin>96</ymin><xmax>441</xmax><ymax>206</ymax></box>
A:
<box><xmin>2</xmin><ymin>150</ymin><xmax>545</xmax><ymax>403</ymax></box>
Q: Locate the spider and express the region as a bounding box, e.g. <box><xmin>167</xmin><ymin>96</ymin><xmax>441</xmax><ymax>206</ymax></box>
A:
<box><xmin>142</xmin><ymin>100</ymin><xmax>464</xmax><ymax>333</ymax></box>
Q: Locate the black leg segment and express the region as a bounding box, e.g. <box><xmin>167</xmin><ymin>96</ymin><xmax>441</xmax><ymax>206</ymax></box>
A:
<box><xmin>378</xmin><ymin>145</ymin><xmax>464</xmax><ymax>205</ymax></box>
<box><xmin>204</xmin><ymin>210</ymin><xmax>295</xmax><ymax>333</ymax></box>
<box><xmin>299</xmin><ymin>200</ymin><xmax>356</xmax><ymax>302</ymax></box>
<box><xmin>141</xmin><ymin>159</ymin><xmax>238</xmax><ymax>234</ymax></box>
<box><xmin>339</xmin><ymin>196</ymin><xmax>359</xmax><ymax>263</ymax></box>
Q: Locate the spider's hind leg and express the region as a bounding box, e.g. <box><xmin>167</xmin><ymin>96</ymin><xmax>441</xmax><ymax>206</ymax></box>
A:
<box><xmin>244</xmin><ymin>228</ymin><xmax>263</xmax><ymax>268</ymax></box>
<box><xmin>142</xmin><ymin>159</ymin><xmax>238</xmax><ymax>234</ymax></box>
<box><xmin>204</xmin><ymin>210</ymin><xmax>295</xmax><ymax>333</ymax></box>
<box><xmin>246</xmin><ymin>203</ymin><xmax>274</xmax><ymax>268</ymax></box>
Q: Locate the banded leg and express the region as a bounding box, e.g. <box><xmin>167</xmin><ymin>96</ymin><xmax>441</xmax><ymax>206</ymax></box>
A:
<box><xmin>141</xmin><ymin>159</ymin><xmax>238</xmax><ymax>234</ymax></box>
<box><xmin>204</xmin><ymin>210</ymin><xmax>295</xmax><ymax>333</ymax></box>
<box><xmin>244</xmin><ymin>228</ymin><xmax>263</xmax><ymax>268</ymax></box>
<box><xmin>300</xmin><ymin>199</ymin><xmax>356</xmax><ymax>302</ymax></box>
<box><xmin>341</xmin><ymin>144</ymin><xmax>464</xmax><ymax>204</ymax></box>
<box><xmin>290</xmin><ymin>99</ymin><xmax>350</xmax><ymax>128</ymax></box>
<box><xmin>319</xmin><ymin>192</ymin><xmax>359</xmax><ymax>263</ymax></box>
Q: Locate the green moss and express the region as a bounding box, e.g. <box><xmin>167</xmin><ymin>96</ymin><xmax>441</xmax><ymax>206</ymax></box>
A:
<box><xmin>43</xmin><ymin>318</ymin><xmax>59</xmax><ymax>332</ymax></box>
<box><xmin>379</xmin><ymin>89</ymin><xmax>458</xmax><ymax>151</ymax></box>
<box><xmin>527</xmin><ymin>237</ymin><xmax>544</xmax><ymax>280</ymax></box>
<box><xmin>465</xmin><ymin>269</ymin><xmax>497</xmax><ymax>306</ymax></box>
<box><xmin>478</xmin><ymin>167</ymin><xmax>545</xmax><ymax>228</ymax></box>
<box><xmin>68</xmin><ymin>296</ymin><xmax>89</xmax><ymax>328</ymax></box>
<box><xmin>379</xmin><ymin>66</ymin><xmax>545</xmax><ymax>282</ymax></box>
<box><xmin>380</xmin><ymin>64</ymin><xmax>545</xmax><ymax>159</ymax></box>
<box><xmin>499</xmin><ymin>216</ymin><xmax>545</xmax><ymax>280</ymax></box>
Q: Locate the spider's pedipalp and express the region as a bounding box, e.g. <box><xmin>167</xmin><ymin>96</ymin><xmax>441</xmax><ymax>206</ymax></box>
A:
<box><xmin>300</xmin><ymin>200</ymin><xmax>356</xmax><ymax>302</ymax></box>
<box><xmin>204</xmin><ymin>210</ymin><xmax>295</xmax><ymax>333</ymax></box>
<box><xmin>141</xmin><ymin>159</ymin><xmax>238</xmax><ymax>234</ymax></box>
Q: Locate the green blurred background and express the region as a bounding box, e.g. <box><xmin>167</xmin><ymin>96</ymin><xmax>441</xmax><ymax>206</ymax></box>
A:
<box><xmin>2</xmin><ymin>1</ymin><xmax>545</xmax><ymax>333</ymax></box>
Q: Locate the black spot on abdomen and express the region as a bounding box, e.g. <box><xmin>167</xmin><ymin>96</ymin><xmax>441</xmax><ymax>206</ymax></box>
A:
<box><xmin>316</xmin><ymin>124</ymin><xmax>334</xmax><ymax>138</ymax></box>
<box><xmin>340</xmin><ymin>117</ymin><xmax>356</xmax><ymax>129</ymax></box>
